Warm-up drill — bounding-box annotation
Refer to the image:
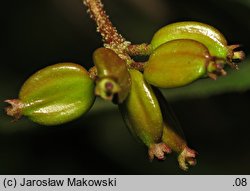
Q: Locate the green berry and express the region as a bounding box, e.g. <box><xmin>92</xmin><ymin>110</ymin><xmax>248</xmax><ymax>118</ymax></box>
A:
<box><xmin>93</xmin><ymin>47</ymin><xmax>131</xmax><ymax>103</ymax></box>
<box><xmin>151</xmin><ymin>21</ymin><xmax>244</xmax><ymax>65</ymax></box>
<box><xmin>154</xmin><ymin>88</ymin><xmax>197</xmax><ymax>171</ymax></box>
<box><xmin>144</xmin><ymin>39</ymin><xmax>226</xmax><ymax>88</ymax></box>
<box><xmin>5</xmin><ymin>63</ymin><xmax>95</xmax><ymax>125</ymax></box>
<box><xmin>119</xmin><ymin>69</ymin><xmax>171</xmax><ymax>160</ymax></box>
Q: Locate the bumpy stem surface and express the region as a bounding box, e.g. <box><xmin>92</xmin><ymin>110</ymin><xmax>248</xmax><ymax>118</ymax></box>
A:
<box><xmin>126</xmin><ymin>43</ymin><xmax>152</xmax><ymax>56</ymax></box>
<box><xmin>83</xmin><ymin>0</ymin><xmax>127</xmax><ymax>47</ymax></box>
<box><xmin>83</xmin><ymin>0</ymin><xmax>133</xmax><ymax>63</ymax></box>
<box><xmin>83</xmin><ymin>0</ymin><xmax>151</xmax><ymax>65</ymax></box>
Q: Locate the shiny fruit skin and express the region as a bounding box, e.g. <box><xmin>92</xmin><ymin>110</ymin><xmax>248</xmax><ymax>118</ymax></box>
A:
<box><xmin>19</xmin><ymin>63</ymin><xmax>95</xmax><ymax>125</ymax></box>
<box><xmin>154</xmin><ymin>88</ymin><xmax>197</xmax><ymax>171</ymax></box>
<box><xmin>153</xmin><ymin>88</ymin><xmax>186</xmax><ymax>153</ymax></box>
<box><xmin>119</xmin><ymin>69</ymin><xmax>163</xmax><ymax>147</ymax></box>
<box><xmin>93</xmin><ymin>47</ymin><xmax>131</xmax><ymax>103</ymax></box>
<box><xmin>151</xmin><ymin>21</ymin><xmax>228</xmax><ymax>59</ymax></box>
<box><xmin>144</xmin><ymin>39</ymin><xmax>211</xmax><ymax>88</ymax></box>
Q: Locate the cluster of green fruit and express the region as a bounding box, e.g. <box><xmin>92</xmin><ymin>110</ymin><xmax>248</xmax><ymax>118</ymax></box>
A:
<box><xmin>5</xmin><ymin>22</ymin><xmax>244</xmax><ymax>170</ymax></box>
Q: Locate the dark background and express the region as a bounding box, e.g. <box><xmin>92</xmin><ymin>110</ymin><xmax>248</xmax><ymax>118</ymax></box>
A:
<box><xmin>0</xmin><ymin>0</ymin><xmax>250</xmax><ymax>174</ymax></box>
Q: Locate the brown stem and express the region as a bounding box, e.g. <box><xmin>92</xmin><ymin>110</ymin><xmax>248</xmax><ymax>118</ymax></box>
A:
<box><xmin>83</xmin><ymin>0</ymin><xmax>129</xmax><ymax>49</ymax></box>
<box><xmin>88</xmin><ymin>66</ymin><xmax>98</xmax><ymax>80</ymax></box>
<box><xmin>83</xmin><ymin>0</ymin><xmax>152</xmax><ymax>65</ymax></box>
<box><xmin>126</xmin><ymin>43</ymin><xmax>152</xmax><ymax>56</ymax></box>
<box><xmin>129</xmin><ymin>62</ymin><xmax>145</xmax><ymax>72</ymax></box>
<box><xmin>89</xmin><ymin>61</ymin><xmax>146</xmax><ymax>80</ymax></box>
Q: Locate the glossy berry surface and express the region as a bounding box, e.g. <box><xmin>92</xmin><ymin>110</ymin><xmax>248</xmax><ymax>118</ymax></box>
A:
<box><xmin>151</xmin><ymin>21</ymin><xmax>229</xmax><ymax>59</ymax></box>
<box><xmin>119</xmin><ymin>69</ymin><xmax>163</xmax><ymax>147</ymax></box>
<box><xmin>144</xmin><ymin>39</ymin><xmax>216</xmax><ymax>88</ymax></box>
<box><xmin>93</xmin><ymin>48</ymin><xmax>131</xmax><ymax>103</ymax></box>
<box><xmin>17</xmin><ymin>63</ymin><xmax>95</xmax><ymax>125</ymax></box>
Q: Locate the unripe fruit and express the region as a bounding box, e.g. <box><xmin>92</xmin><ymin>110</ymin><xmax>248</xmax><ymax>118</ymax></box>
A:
<box><xmin>119</xmin><ymin>69</ymin><xmax>171</xmax><ymax>160</ymax></box>
<box><xmin>154</xmin><ymin>88</ymin><xmax>197</xmax><ymax>171</ymax></box>
<box><xmin>151</xmin><ymin>21</ymin><xmax>244</xmax><ymax>64</ymax></box>
<box><xmin>144</xmin><ymin>39</ymin><xmax>226</xmax><ymax>88</ymax></box>
<box><xmin>93</xmin><ymin>47</ymin><xmax>131</xmax><ymax>103</ymax></box>
<box><xmin>5</xmin><ymin>63</ymin><xmax>95</xmax><ymax>125</ymax></box>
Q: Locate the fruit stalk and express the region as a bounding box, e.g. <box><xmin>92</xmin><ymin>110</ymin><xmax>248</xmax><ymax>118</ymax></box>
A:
<box><xmin>126</xmin><ymin>43</ymin><xmax>153</xmax><ymax>56</ymax></box>
<box><xmin>83</xmin><ymin>0</ymin><xmax>126</xmax><ymax>47</ymax></box>
<box><xmin>83</xmin><ymin>0</ymin><xmax>157</xmax><ymax>63</ymax></box>
<box><xmin>83</xmin><ymin>0</ymin><xmax>134</xmax><ymax>64</ymax></box>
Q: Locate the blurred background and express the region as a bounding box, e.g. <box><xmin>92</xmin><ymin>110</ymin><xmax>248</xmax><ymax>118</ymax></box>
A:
<box><xmin>1</xmin><ymin>0</ymin><xmax>250</xmax><ymax>174</ymax></box>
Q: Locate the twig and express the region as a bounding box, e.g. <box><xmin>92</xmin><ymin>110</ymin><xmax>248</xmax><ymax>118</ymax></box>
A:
<box><xmin>83</xmin><ymin>0</ymin><xmax>150</xmax><ymax>67</ymax></box>
<box><xmin>126</xmin><ymin>43</ymin><xmax>153</xmax><ymax>56</ymax></box>
<box><xmin>83</xmin><ymin>0</ymin><xmax>130</xmax><ymax>50</ymax></box>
